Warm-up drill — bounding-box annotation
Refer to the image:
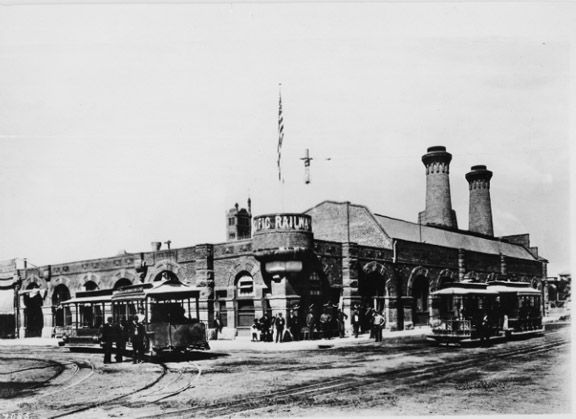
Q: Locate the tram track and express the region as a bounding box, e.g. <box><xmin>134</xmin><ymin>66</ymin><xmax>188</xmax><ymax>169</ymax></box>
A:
<box><xmin>36</xmin><ymin>360</ymin><xmax>95</xmax><ymax>400</ymax></box>
<box><xmin>48</xmin><ymin>362</ymin><xmax>169</xmax><ymax>418</ymax></box>
<box><xmin>0</xmin><ymin>356</ymin><xmax>66</xmax><ymax>393</ymax></box>
<box><xmin>152</xmin><ymin>334</ymin><xmax>569</xmax><ymax>418</ymax></box>
<box><xmin>49</xmin><ymin>360</ymin><xmax>203</xmax><ymax>418</ymax></box>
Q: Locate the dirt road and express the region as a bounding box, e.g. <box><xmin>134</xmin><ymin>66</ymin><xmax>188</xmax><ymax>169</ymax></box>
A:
<box><xmin>1</xmin><ymin>327</ymin><xmax>570</xmax><ymax>418</ymax></box>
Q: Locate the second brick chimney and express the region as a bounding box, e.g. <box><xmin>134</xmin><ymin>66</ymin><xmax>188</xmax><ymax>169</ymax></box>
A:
<box><xmin>465</xmin><ymin>165</ymin><xmax>494</xmax><ymax>236</ymax></box>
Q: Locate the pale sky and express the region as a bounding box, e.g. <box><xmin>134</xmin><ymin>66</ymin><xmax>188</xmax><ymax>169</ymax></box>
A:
<box><xmin>0</xmin><ymin>1</ymin><xmax>573</xmax><ymax>276</ymax></box>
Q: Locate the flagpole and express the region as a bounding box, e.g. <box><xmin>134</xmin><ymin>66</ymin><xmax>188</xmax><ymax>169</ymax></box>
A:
<box><xmin>278</xmin><ymin>83</ymin><xmax>285</xmax><ymax>211</ymax></box>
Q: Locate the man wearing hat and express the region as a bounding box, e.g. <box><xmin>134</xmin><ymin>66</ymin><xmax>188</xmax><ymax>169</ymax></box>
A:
<box><xmin>99</xmin><ymin>317</ymin><xmax>115</xmax><ymax>364</ymax></box>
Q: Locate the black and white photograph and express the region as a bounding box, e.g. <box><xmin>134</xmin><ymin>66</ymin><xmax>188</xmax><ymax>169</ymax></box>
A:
<box><xmin>0</xmin><ymin>0</ymin><xmax>573</xmax><ymax>417</ymax></box>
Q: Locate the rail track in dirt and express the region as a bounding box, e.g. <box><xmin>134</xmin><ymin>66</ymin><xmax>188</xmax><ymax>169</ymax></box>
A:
<box><xmin>152</xmin><ymin>333</ymin><xmax>569</xmax><ymax>418</ymax></box>
<box><xmin>0</xmin><ymin>356</ymin><xmax>66</xmax><ymax>395</ymax></box>
<box><xmin>0</xmin><ymin>354</ymin><xmax>96</xmax><ymax>398</ymax></box>
<box><xmin>48</xmin><ymin>361</ymin><xmax>202</xmax><ymax>418</ymax></box>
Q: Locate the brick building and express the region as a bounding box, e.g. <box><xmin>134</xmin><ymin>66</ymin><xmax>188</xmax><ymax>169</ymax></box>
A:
<box><xmin>0</xmin><ymin>146</ymin><xmax>547</xmax><ymax>338</ymax></box>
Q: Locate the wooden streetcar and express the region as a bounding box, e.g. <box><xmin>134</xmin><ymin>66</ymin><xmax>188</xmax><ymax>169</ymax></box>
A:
<box><xmin>55</xmin><ymin>278</ymin><xmax>209</xmax><ymax>356</ymax></box>
<box><xmin>427</xmin><ymin>281</ymin><xmax>544</xmax><ymax>346</ymax></box>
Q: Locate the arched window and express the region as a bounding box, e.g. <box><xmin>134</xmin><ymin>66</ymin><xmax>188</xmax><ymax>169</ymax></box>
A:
<box><xmin>84</xmin><ymin>281</ymin><xmax>98</xmax><ymax>291</ymax></box>
<box><xmin>153</xmin><ymin>271</ymin><xmax>179</xmax><ymax>282</ymax></box>
<box><xmin>236</xmin><ymin>274</ymin><xmax>254</xmax><ymax>296</ymax></box>
<box><xmin>235</xmin><ymin>272</ymin><xmax>255</xmax><ymax>329</ymax></box>
<box><xmin>113</xmin><ymin>278</ymin><xmax>132</xmax><ymax>290</ymax></box>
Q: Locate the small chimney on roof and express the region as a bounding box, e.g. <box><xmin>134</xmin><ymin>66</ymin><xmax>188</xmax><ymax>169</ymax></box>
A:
<box><xmin>151</xmin><ymin>241</ymin><xmax>162</xmax><ymax>251</ymax></box>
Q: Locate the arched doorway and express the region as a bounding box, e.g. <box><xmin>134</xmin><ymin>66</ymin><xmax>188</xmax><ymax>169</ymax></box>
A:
<box><xmin>235</xmin><ymin>272</ymin><xmax>255</xmax><ymax>329</ymax></box>
<box><xmin>113</xmin><ymin>278</ymin><xmax>132</xmax><ymax>290</ymax></box>
<box><xmin>52</xmin><ymin>284</ymin><xmax>72</xmax><ymax>327</ymax></box>
<box><xmin>412</xmin><ymin>276</ymin><xmax>429</xmax><ymax>326</ymax></box>
<box><xmin>24</xmin><ymin>283</ymin><xmax>44</xmax><ymax>337</ymax></box>
<box><xmin>358</xmin><ymin>270</ymin><xmax>387</xmax><ymax>334</ymax></box>
<box><xmin>359</xmin><ymin>271</ymin><xmax>387</xmax><ymax>313</ymax></box>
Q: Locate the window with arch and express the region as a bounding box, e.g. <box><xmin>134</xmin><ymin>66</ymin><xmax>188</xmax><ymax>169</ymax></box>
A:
<box><xmin>113</xmin><ymin>278</ymin><xmax>132</xmax><ymax>290</ymax></box>
<box><xmin>236</xmin><ymin>273</ymin><xmax>254</xmax><ymax>297</ymax></box>
<box><xmin>84</xmin><ymin>281</ymin><xmax>99</xmax><ymax>291</ymax></box>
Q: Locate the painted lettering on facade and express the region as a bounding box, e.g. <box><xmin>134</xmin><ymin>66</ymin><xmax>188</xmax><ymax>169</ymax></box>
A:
<box><xmin>253</xmin><ymin>214</ymin><xmax>312</xmax><ymax>233</ymax></box>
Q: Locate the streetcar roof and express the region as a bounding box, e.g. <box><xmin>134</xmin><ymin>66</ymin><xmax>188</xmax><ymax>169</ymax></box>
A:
<box><xmin>487</xmin><ymin>284</ymin><xmax>541</xmax><ymax>295</ymax></box>
<box><xmin>432</xmin><ymin>287</ymin><xmax>497</xmax><ymax>296</ymax></box>
<box><xmin>61</xmin><ymin>294</ymin><xmax>112</xmax><ymax>304</ymax></box>
<box><xmin>112</xmin><ymin>279</ymin><xmax>200</xmax><ymax>301</ymax></box>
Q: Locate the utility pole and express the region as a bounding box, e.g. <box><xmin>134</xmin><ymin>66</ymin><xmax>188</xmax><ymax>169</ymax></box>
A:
<box><xmin>300</xmin><ymin>148</ymin><xmax>313</xmax><ymax>184</ymax></box>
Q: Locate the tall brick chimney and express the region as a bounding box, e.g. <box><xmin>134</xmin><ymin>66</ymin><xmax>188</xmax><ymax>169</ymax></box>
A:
<box><xmin>418</xmin><ymin>146</ymin><xmax>458</xmax><ymax>229</ymax></box>
<box><xmin>465</xmin><ymin>165</ymin><xmax>494</xmax><ymax>236</ymax></box>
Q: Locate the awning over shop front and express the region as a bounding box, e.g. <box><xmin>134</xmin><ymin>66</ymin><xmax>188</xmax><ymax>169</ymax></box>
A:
<box><xmin>0</xmin><ymin>289</ymin><xmax>14</xmax><ymax>315</ymax></box>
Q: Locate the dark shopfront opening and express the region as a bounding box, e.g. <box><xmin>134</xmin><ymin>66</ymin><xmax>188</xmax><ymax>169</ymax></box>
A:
<box><xmin>237</xmin><ymin>300</ymin><xmax>255</xmax><ymax>329</ymax></box>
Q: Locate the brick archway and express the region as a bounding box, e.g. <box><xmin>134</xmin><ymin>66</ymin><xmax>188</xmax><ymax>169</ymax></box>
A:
<box><xmin>80</xmin><ymin>273</ymin><xmax>103</xmax><ymax>292</ymax></box>
<box><xmin>226</xmin><ymin>262</ymin><xmax>262</xmax><ymax>287</ymax></box>
<box><xmin>358</xmin><ymin>261</ymin><xmax>394</xmax><ymax>311</ymax></box>
<box><xmin>147</xmin><ymin>260</ymin><xmax>185</xmax><ymax>283</ymax></box>
<box><xmin>406</xmin><ymin>266</ymin><xmax>430</xmax><ymax>296</ymax></box>
<box><xmin>432</xmin><ymin>269</ymin><xmax>457</xmax><ymax>291</ymax></box>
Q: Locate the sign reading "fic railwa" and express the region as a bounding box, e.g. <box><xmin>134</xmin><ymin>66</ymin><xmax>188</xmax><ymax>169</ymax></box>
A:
<box><xmin>253</xmin><ymin>214</ymin><xmax>312</xmax><ymax>233</ymax></box>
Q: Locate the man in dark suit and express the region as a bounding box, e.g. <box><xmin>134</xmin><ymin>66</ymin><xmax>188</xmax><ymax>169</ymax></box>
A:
<box><xmin>337</xmin><ymin>308</ymin><xmax>348</xmax><ymax>338</ymax></box>
<box><xmin>99</xmin><ymin>317</ymin><xmax>115</xmax><ymax>364</ymax></box>
<box><xmin>115</xmin><ymin>318</ymin><xmax>129</xmax><ymax>363</ymax></box>
<box><xmin>287</xmin><ymin>309</ymin><xmax>299</xmax><ymax>341</ymax></box>
<box><xmin>131</xmin><ymin>316</ymin><xmax>147</xmax><ymax>363</ymax></box>
<box><xmin>275</xmin><ymin>313</ymin><xmax>286</xmax><ymax>343</ymax></box>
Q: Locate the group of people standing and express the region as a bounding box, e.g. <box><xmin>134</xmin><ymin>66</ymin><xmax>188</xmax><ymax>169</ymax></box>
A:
<box><xmin>351</xmin><ymin>305</ymin><xmax>386</xmax><ymax>341</ymax></box>
<box><xmin>250</xmin><ymin>312</ymin><xmax>292</xmax><ymax>343</ymax></box>
<box><xmin>249</xmin><ymin>303</ymin><xmax>386</xmax><ymax>343</ymax></box>
<box><xmin>99</xmin><ymin>311</ymin><xmax>147</xmax><ymax>364</ymax></box>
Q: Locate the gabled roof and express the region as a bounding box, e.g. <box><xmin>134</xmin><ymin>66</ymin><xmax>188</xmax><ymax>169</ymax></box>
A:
<box><xmin>373</xmin><ymin>213</ymin><xmax>537</xmax><ymax>260</ymax></box>
<box><xmin>305</xmin><ymin>200</ymin><xmax>538</xmax><ymax>261</ymax></box>
<box><xmin>305</xmin><ymin>201</ymin><xmax>392</xmax><ymax>248</ymax></box>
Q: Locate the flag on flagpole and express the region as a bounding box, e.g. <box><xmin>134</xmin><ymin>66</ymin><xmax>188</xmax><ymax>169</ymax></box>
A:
<box><xmin>277</xmin><ymin>87</ymin><xmax>284</xmax><ymax>182</ymax></box>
